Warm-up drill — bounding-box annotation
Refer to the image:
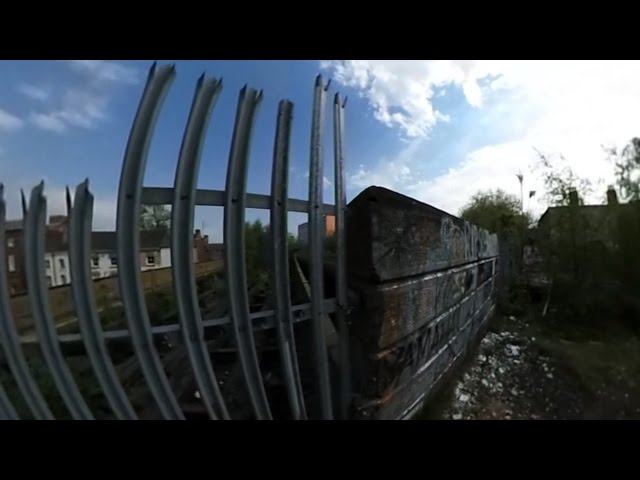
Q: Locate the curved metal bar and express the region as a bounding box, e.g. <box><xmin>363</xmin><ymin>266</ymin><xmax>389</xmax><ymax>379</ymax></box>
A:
<box><xmin>116</xmin><ymin>62</ymin><xmax>184</xmax><ymax>420</ymax></box>
<box><xmin>224</xmin><ymin>86</ymin><xmax>272</xmax><ymax>420</ymax></box>
<box><xmin>333</xmin><ymin>92</ymin><xmax>352</xmax><ymax>420</ymax></box>
<box><xmin>0</xmin><ymin>383</ymin><xmax>17</xmax><ymax>419</ymax></box>
<box><xmin>23</xmin><ymin>182</ymin><xmax>93</xmax><ymax>420</ymax></box>
<box><xmin>0</xmin><ymin>185</ymin><xmax>53</xmax><ymax>420</ymax></box>
<box><xmin>18</xmin><ymin>298</ymin><xmax>337</xmax><ymax>345</ymax></box>
<box><xmin>308</xmin><ymin>75</ymin><xmax>333</xmax><ymax>419</ymax></box>
<box><xmin>171</xmin><ymin>74</ymin><xmax>229</xmax><ymax>420</ymax></box>
<box><xmin>68</xmin><ymin>181</ymin><xmax>137</xmax><ymax>420</ymax></box>
<box><xmin>269</xmin><ymin>99</ymin><xmax>307</xmax><ymax>420</ymax></box>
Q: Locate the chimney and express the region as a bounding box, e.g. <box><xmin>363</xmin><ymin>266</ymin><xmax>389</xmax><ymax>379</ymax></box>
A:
<box><xmin>607</xmin><ymin>187</ymin><xmax>618</xmax><ymax>206</ymax></box>
<box><xmin>568</xmin><ymin>189</ymin><xmax>579</xmax><ymax>207</ymax></box>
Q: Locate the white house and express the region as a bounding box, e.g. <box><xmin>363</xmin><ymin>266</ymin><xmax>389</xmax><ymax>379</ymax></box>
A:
<box><xmin>44</xmin><ymin>231</ymin><xmax>71</xmax><ymax>287</ymax></box>
<box><xmin>44</xmin><ymin>230</ymin><xmax>179</xmax><ymax>288</ymax></box>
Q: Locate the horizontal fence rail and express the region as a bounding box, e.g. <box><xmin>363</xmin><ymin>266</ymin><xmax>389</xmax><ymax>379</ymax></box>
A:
<box><xmin>140</xmin><ymin>188</ymin><xmax>337</xmax><ymax>215</ymax></box>
<box><xmin>0</xmin><ymin>63</ymin><xmax>351</xmax><ymax>420</ymax></box>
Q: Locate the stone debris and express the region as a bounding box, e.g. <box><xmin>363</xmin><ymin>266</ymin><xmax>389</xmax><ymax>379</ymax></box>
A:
<box><xmin>438</xmin><ymin>314</ymin><xmax>584</xmax><ymax>421</ymax></box>
<box><xmin>507</xmin><ymin>345</ymin><xmax>520</xmax><ymax>357</ymax></box>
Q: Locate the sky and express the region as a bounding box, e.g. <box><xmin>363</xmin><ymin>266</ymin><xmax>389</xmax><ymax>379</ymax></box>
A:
<box><xmin>1</xmin><ymin>60</ymin><xmax>640</xmax><ymax>241</ymax></box>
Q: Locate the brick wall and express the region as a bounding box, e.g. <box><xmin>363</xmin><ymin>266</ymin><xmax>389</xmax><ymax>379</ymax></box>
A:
<box><xmin>346</xmin><ymin>186</ymin><xmax>499</xmax><ymax>419</ymax></box>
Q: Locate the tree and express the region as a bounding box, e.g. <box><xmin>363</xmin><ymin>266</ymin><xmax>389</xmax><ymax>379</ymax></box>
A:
<box><xmin>244</xmin><ymin>219</ymin><xmax>269</xmax><ymax>289</ymax></box>
<box><xmin>141</xmin><ymin>205</ymin><xmax>171</xmax><ymax>231</ymax></box>
<box><xmin>533</xmin><ymin>149</ymin><xmax>594</xmax><ymax>206</ymax></box>
<box><xmin>459</xmin><ymin>189</ymin><xmax>531</xmax><ymax>234</ymax></box>
<box><xmin>605</xmin><ymin>137</ymin><xmax>640</xmax><ymax>202</ymax></box>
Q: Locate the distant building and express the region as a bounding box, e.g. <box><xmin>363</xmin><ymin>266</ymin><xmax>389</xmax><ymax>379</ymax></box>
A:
<box><xmin>298</xmin><ymin>223</ymin><xmax>309</xmax><ymax>245</ymax></box>
<box><xmin>193</xmin><ymin>229</ymin><xmax>224</xmax><ymax>263</ymax></box>
<box><xmin>5</xmin><ymin>219</ymin><xmax>25</xmax><ymax>295</ymax></box>
<box><xmin>5</xmin><ymin>216</ymin><xmax>72</xmax><ymax>293</ymax></box>
<box><xmin>40</xmin><ymin>229</ymin><xmax>176</xmax><ymax>287</ymax></box>
<box><xmin>4</xmin><ymin>213</ymin><xmax>205</xmax><ymax>293</ymax></box>
<box><xmin>44</xmin><ymin>230</ymin><xmax>71</xmax><ymax>287</ymax></box>
<box><xmin>297</xmin><ymin>214</ymin><xmax>336</xmax><ymax>245</ymax></box>
<box><xmin>537</xmin><ymin>188</ymin><xmax>632</xmax><ymax>247</ymax></box>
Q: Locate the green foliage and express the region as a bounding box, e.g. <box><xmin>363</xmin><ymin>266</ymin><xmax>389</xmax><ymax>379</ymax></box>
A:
<box><xmin>324</xmin><ymin>233</ymin><xmax>337</xmax><ymax>257</ymax></box>
<box><xmin>245</xmin><ymin>219</ymin><xmax>269</xmax><ymax>291</ymax></box>
<box><xmin>459</xmin><ymin>189</ymin><xmax>531</xmax><ymax>235</ymax></box>
<box><xmin>537</xmin><ymin>200</ymin><xmax>640</xmax><ymax>330</ymax></box>
<box><xmin>287</xmin><ymin>233</ymin><xmax>300</xmax><ymax>253</ymax></box>
<box><xmin>141</xmin><ymin>205</ymin><xmax>171</xmax><ymax>231</ymax></box>
<box><xmin>533</xmin><ymin>149</ymin><xmax>594</xmax><ymax>206</ymax></box>
<box><xmin>497</xmin><ymin>283</ymin><xmax>532</xmax><ymax>317</ymax></box>
<box><xmin>605</xmin><ymin>137</ymin><xmax>640</xmax><ymax>202</ymax></box>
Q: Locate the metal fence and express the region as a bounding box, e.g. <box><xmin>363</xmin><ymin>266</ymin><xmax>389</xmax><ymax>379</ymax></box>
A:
<box><xmin>0</xmin><ymin>63</ymin><xmax>350</xmax><ymax>420</ymax></box>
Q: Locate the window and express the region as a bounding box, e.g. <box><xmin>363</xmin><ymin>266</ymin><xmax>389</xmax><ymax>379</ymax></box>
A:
<box><xmin>110</xmin><ymin>255</ymin><xmax>118</xmax><ymax>266</ymax></box>
<box><xmin>45</xmin><ymin>259</ymin><xmax>51</xmax><ymax>269</ymax></box>
<box><xmin>8</xmin><ymin>255</ymin><xmax>16</xmax><ymax>273</ymax></box>
<box><xmin>46</xmin><ymin>276</ymin><xmax>52</xmax><ymax>287</ymax></box>
<box><xmin>61</xmin><ymin>274</ymin><xmax>67</xmax><ymax>284</ymax></box>
<box><xmin>146</xmin><ymin>255</ymin><xmax>156</xmax><ymax>266</ymax></box>
<box><xmin>91</xmin><ymin>256</ymin><xmax>99</xmax><ymax>268</ymax></box>
<box><xmin>59</xmin><ymin>258</ymin><xmax>65</xmax><ymax>269</ymax></box>
<box><xmin>7</xmin><ymin>238</ymin><xmax>15</xmax><ymax>248</ymax></box>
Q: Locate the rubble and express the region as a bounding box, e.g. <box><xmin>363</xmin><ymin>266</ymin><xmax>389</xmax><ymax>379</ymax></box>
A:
<box><xmin>438</xmin><ymin>314</ymin><xmax>584</xmax><ymax>420</ymax></box>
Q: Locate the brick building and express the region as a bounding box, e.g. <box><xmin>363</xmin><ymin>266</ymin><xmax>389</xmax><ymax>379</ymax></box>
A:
<box><xmin>297</xmin><ymin>214</ymin><xmax>336</xmax><ymax>245</ymax></box>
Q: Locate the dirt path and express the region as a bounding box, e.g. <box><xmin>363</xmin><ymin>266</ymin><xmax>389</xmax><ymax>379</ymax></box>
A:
<box><xmin>419</xmin><ymin>311</ymin><xmax>640</xmax><ymax>420</ymax></box>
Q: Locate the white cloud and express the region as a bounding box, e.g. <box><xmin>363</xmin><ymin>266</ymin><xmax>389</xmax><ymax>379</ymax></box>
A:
<box><xmin>17</xmin><ymin>84</ymin><xmax>49</xmax><ymax>101</ymax></box>
<box><xmin>30</xmin><ymin>112</ymin><xmax>67</xmax><ymax>133</ymax></box>
<box><xmin>29</xmin><ymin>60</ymin><xmax>138</xmax><ymax>134</ymax></box>
<box><xmin>29</xmin><ymin>88</ymin><xmax>108</xmax><ymax>133</ymax></box>
<box><xmin>0</xmin><ymin>108</ymin><xmax>23</xmax><ymax>131</ymax></box>
<box><xmin>67</xmin><ymin>60</ymin><xmax>138</xmax><ymax>85</ymax></box>
<box><xmin>327</xmin><ymin>61</ymin><xmax>640</xmax><ymax>217</ymax></box>
<box><xmin>321</xmin><ymin>60</ymin><xmax>494</xmax><ymax>138</ymax></box>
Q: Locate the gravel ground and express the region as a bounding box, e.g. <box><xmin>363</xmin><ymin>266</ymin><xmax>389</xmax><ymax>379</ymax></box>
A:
<box><xmin>436</xmin><ymin>315</ymin><xmax>588</xmax><ymax>420</ymax></box>
<box><xmin>419</xmin><ymin>310</ymin><xmax>640</xmax><ymax>420</ymax></box>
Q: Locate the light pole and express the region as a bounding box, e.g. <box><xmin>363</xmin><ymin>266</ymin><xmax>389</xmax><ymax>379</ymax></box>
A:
<box><xmin>516</xmin><ymin>172</ymin><xmax>524</xmax><ymax>213</ymax></box>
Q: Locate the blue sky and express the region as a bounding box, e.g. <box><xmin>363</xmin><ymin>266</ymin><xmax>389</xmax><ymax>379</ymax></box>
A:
<box><xmin>2</xmin><ymin>60</ymin><xmax>639</xmax><ymax>240</ymax></box>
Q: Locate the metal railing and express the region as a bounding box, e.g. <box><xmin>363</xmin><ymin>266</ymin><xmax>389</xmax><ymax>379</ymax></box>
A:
<box><xmin>0</xmin><ymin>63</ymin><xmax>350</xmax><ymax>420</ymax></box>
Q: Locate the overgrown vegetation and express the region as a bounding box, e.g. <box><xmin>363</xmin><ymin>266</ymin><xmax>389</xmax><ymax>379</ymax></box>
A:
<box><xmin>532</xmin><ymin>140</ymin><xmax>640</xmax><ymax>331</ymax></box>
<box><xmin>140</xmin><ymin>205</ymin><xmax>171</xmax><ymax>231</ymax></box>
<box><xmin>605</xmin><ymin>137</ymin><xmax>640</xmax><ymax>202</ymax></box>
<box><xmin>460</xmin><ymin>137</ymin><xmax>640</xmax><ymax>333</ymax></box>
<box><xmin>533</xmin><ymin>149</ymin><xmax>596</xmax><ymax>206</ymax></box>
<box><xmin>459</xmin><ymin>188</ymin><xmax>532</xmax><ymax>236</ymax></box>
